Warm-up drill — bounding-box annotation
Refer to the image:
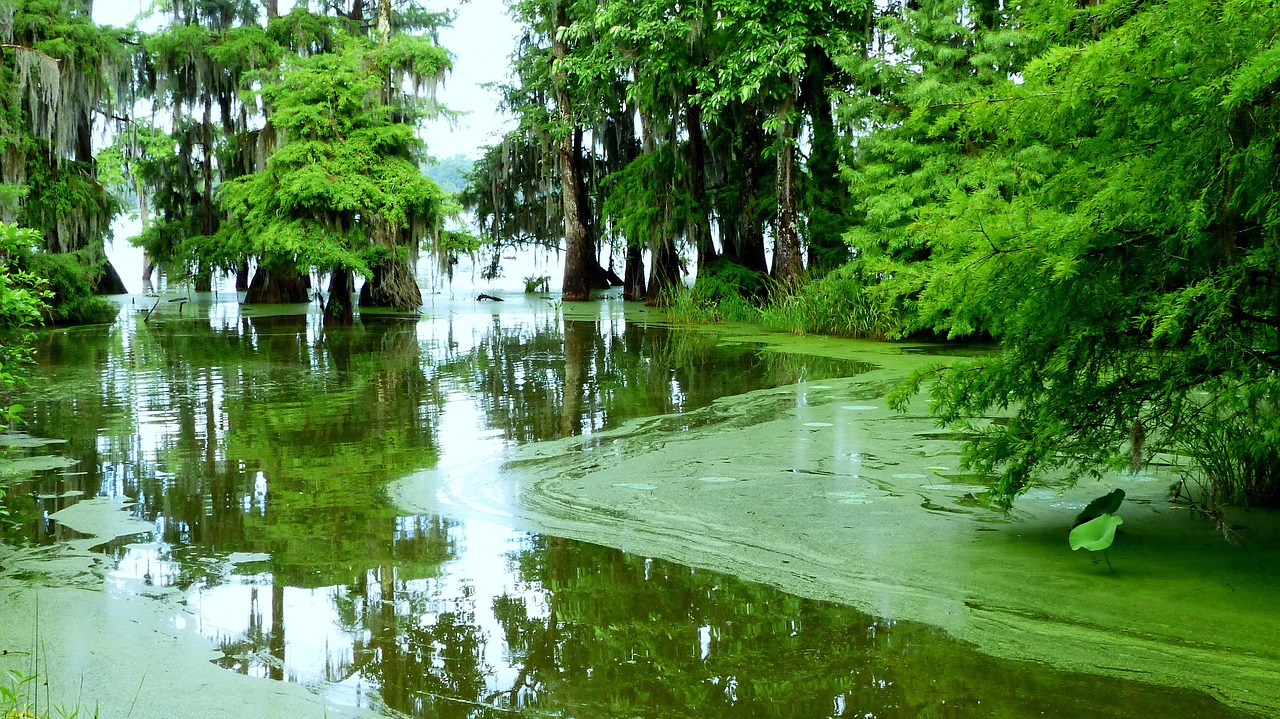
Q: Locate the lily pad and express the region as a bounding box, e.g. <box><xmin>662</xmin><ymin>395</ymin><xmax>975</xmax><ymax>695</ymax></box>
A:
<box><xmin>0</xmin><ymin>455</ymin><xmax>79</xmax><ymax>475</ymax></box>
<box><xmin>1069</xmin><ymin>513</ymin><xmax>1124</xmax><ymax>552</ymax></box>
<box><xmin>0</xmin><ymin>433</ymin><xmax>68</xmax><ymax>449</ymax></box>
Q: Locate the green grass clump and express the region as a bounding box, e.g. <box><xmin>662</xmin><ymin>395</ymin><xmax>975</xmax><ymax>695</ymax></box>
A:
<box><xmin>665</xmin><ymin>261</ymin><xmax>895</xmax><ymax>340</ymax></box>
<box><xmin>759</xmin><ymin>270</ymin><xmax>895</xmax><ymax>339</ymax></box>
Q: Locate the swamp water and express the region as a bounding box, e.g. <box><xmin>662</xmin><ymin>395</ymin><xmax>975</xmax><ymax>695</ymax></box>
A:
<box><xmin>0</xmin><ymin>294</ymin><xmax>1276</xmax><ymax>718</ymax></box>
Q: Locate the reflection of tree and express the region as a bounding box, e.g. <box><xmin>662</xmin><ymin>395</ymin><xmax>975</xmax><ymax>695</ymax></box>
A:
<box><xmin>27</xmin><ymin>313</ymin><xmax>448</xmax><ymax>579</ymax></box>
<box><xmin>487</xmin><ymin>537</ymin><xmax>907</xmax><ymax>718</ymax></box>
<box><xmin>330</xmin><ymin>518</ymin><xmax>492</xmax><ymax>719</ymax></box>
<box><xmin>480</xmin><ymin>539</ymin><xmax>1235</xmax><ymax>719</ymax></box>
<box><xmin>444</xmin><ymin>316</ymin><xmax>873</xmax><ymax>443</ymax></box>
<box><xmin>22</xmin><ymin>311</ymin><xmax>467</xmax><ymax>690</ymax></box>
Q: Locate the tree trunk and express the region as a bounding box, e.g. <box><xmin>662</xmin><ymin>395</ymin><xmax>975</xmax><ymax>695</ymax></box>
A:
<box><xmin>376</xmin><ymin>0</ymin><xmax>391</xmax><ymax>43</ymax></box>
<box><xmin>269</xmin><ymin>581</ymin><xmax>285</xmax><ymax>682</ymax></box>
<box><xmin>623</xmin><ymin>242</ymin><xmax>646</xmax><ymax>301</ymax></box>
<box><xmin>235</xmin><ymin>259</ymin><xmax>250</xmax><ymax>291</ymax></box>
<box><xmin>196</xmin><ymin>99</ymin><xmax>215</xmax><ymax>294</ymax></box>
<box><xmin>644</xmin><ymin>233</ymin><xmax>681</xmax><ymax>306</ymax></box>
<box><xmin>325</xmin><ymin>269</ymin><xmax>355</xmax><ymax>325</ymax></box>
<box><xmin>802</xmin><ymin>52</ymin><xmax>850</xmax><ymax>275</ymax></box>
<box><xmin>772</xmin><ymin>93</ymin><xmax>804</xmax><ymax>285</ymax></box>
<box><xmin>560</xmin><ymin>320</ymin><xmax>588</xmax><ymax>438</ymax></box>
<box><xmin>244</xmin><ymin>264</ymin><xmax>309</xmax><ymax>304</ymax></box>
<box><xmin>613</xmin><ymin>95</ymin><xmax>646</xmax><ymax>300</ymax></box>
<box><xmin>266</xmin><ymin>0</ymin><xmax>279</xmax><ymax>20</ymax></box>
<box><xmin>576</xmin><ymin>128</ymin><xmax>611</xmax><ymax>291</ymax></box>
<box><xmin>637</xmin><ymin>109</ymin><xmax>686</xmax><ymax>304</ymax></box>
<box><xmin>95</xmin><ymin>261</ymin><xmax>128</xmax><ymax>294</ymax></box>
<box><xmin>358</xmin><ymin>258</ymin><xmax>422</xmax><ymax>309</ymax></box>
<box><xmin>638</xmin><ymin>109</ymin><xmax>681</xmax><ymax>305</ymax></box>
<box><xmin>138</xmin><ymin>182</ymin><xmax>155</xmax><ymax>284</ymax></box>
<box><xmin>202</xmin><ymin>101</ymin><xmax>214</xmax><ymax>238</ymax></box>
<box><xmin>352</xmin><ymin>0</ymin><xmax>423</xmax><ymax>312</ymax></box>
<box><xmin>685</xmin><ymin>102</ymin><xmax>716</xmax><ymax>269</ymax></box>
<box><xmin>733</xmin><ymin>112</ymin><xmax>769</xmax><ymax>274</ymax></box>
<box><xmin>552</xmin><ymin>5</ymin><xmax>593</xmax><ymax>302</ymax></box>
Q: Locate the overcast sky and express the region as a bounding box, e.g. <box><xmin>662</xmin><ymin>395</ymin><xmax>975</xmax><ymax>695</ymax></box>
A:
<box><xmin>92</xmin><ymin>0</ymin><xmax>517</xmax><ymax>158</ymax></box>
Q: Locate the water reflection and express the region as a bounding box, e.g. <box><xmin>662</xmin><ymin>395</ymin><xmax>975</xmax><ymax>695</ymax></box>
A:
<box><xmin>5</xmin><ymin>300</ymin><xmax>1253</xmax><ymax>718</ymax></box>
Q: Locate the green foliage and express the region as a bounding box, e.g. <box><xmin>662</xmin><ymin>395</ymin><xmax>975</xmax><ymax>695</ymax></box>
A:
<box><xmin>217</xmin><ymin>38</ymin><xmax>447</xmax><ymax>290</ymax></box>
<box><xmin>0</xmin><ymin>0</ymin><xmax>129</xmax><ymax>264</ymax></box>
<box><xmin>1</xmin><ymin>223</ymin><xmax>49</xmax><ymax>515</ymax></box>
<box><xmin>693</xmin><ymin>257</ymin><xmax>770</xmax><ymax>304</ymax></box>
<box><xmin>524</xmin><ymin>275</ymin><xmax>550</xmax><ymax>294</ymax></box>
<box><xmin>599</xmin><ymin>147</ymin><xmax>674</xmax><ymax>250</ymax></box>
<box><xmin>662</xmin><ymin>259</ymin><xmax>767</xmax><ymax>324</ymax></box>
<box><xmin>663</xmin><ymin>262</ymin><xmax>898</xmax><ymax>334</ymax></box>
<box><xmin>20</xmin><ymin>252</ymin><xmax>117</xmax><ymax>326</ymax></box>
<box><xmin>1</xmin><ymin>665</ymin><xmax>100</xmax><ymax>718</ymax></box>
<box><xmin>0</xmin><ymin>669</ymin><xmax>37</xmax><ymax>718</ymax></box>
<box><xmin>0</xmin><ymin>224</ymin><xmax>49</xmax><ymax>374</ymax></box>
<box><xmin>702</xmin><ymin>0</ymin><xmax>866</xmax><ymax>115</ymax></box>
<box><xmin>850</xmin><ymin>0</ymin><xmax>1280</xmax><ymax>509</ymax></box>
<box><xmin>458</xmin><ymin>133</ymin><xmax>562</xmax><ymax>257</ymax></box>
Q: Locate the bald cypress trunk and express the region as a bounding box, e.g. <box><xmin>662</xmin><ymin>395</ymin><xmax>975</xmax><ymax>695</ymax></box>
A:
<box><xmin>771</xmin><ymin>92</ymin><xmax>803</xmax><ymax>285</ymax></box>
<box><xmin>686</xmin><ymin>102</ymin><xmax>716</xmax><ymax>269</ymax></box>
<box><xmin>325</xmin><ymin>269</ymin><xmax>355</xmax><ymax>325</ymax></box>
<box><xmin>553</xmin><ymin>4</ymin><xmax>593</xmax><ymax>302</ymax></box>
<box><xmin>639</xmin><ymin>110</ymin><xmax>681</xmax><ymax>306</ymax></box>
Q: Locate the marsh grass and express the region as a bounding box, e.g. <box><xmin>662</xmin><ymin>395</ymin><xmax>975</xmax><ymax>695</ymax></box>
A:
<box><xmin>0</xmin><ymin>671</ymin><xmax>96</xmax><ymax>719</ymax></box>
<box><xmin>758</xmin><ymin>272</ymin><xmax>896</xmax><ymax>339</ymax></box>
<box><xmin>665</xmin><ymin>267</ymin><xmax>895</xmax><ymax>340</ymax></box>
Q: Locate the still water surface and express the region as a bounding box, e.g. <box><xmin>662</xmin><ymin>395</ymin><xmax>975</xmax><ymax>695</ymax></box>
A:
<box><xmin>5</xmin><ymin>296</ymin><xmax>1255</xmax><ymax>718</ymax></box>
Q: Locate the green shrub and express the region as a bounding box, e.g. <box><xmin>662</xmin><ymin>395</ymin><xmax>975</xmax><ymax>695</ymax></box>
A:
<box><xmin>691</xmin><ymin>257</ymin><xmax>770</xmax><ymax>304</ymax></box>
<box><xmin>22</xmin><ymin>251</ymin><xmax>117</xmax><ymax>325</ymax></box>
<box><xmin>665</xmin><ymin>258</ymin><xmax>770</xmax><ymax>324</ymax></box>
<box><xmin>524</xmin><ymin>275</ymin><xmax>550</xmax><ymax>294</ymax></box>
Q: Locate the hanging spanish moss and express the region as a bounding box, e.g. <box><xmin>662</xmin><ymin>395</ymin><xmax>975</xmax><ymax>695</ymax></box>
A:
<box><xmin>1</xmin><ymin>0</ymin><xmax>132</xmax><ymax>286</ymax></box>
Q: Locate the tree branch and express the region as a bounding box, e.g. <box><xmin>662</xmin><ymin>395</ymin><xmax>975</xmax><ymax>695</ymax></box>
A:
<box><xmin>0</xmin><ymin>44</ymin><xmax>60</xmax><ymax>63</ymax></box>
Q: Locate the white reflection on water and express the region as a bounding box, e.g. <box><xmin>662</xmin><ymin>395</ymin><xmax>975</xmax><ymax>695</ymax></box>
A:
<box><xmin>108</xmin><ymin>516</ymin><xmax>549</xmax><ymax>708</ymax></box>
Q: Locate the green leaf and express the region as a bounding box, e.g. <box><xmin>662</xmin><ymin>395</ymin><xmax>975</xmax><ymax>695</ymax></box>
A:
<box><xmin>1069</xmin><ymin>513</ymin><xmax>1123</xmax><ymax>552</ymax></box>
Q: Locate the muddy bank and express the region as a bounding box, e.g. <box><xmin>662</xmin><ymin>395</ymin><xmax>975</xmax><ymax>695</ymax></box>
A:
<box><xmin>394</xmin><ymin>330</ymin><xmax>1280</xmax><ymax>716</ymax></box>
<box><xmin>0</xmin><ymin>499</ymin><xmax>382</xmax><ymax>719</ymax></box>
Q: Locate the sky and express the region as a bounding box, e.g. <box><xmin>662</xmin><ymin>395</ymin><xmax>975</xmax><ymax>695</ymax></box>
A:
<box><xmin>91</xmin><ymin>0</ymin><xmax>519</xmax><ymax>158</ymax></box>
